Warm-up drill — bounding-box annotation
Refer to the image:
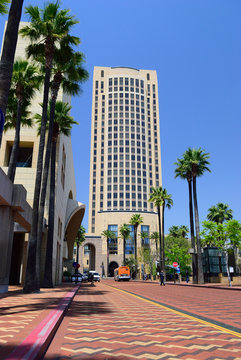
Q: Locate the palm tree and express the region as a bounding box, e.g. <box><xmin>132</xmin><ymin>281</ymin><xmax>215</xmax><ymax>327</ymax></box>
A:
<box><xmin>179</xmin><ymin>225</ymin><xmax>189</xmax><ymax>238</ymax></box>
<box><xmin>150</xmin><ymin>231</ymin><xmax>159</xmax><ymax>253</ymax></box>
<box><xmin>140</xmin><ymin>231</ymin><xmax>149</xmax><ymax>247</ymax></box>
<box><xmin>182</xmin><ymin>147</ymin><xmax>211</xmax><ymax>284</ymax></box>
<box><xmin>174</xmin><ymin>156</ymin><xmax>197</xmax><ymax>282</ymax></box>
<box><xmin>36</xmin><ymin>43</ymin><xmax>88</xmax><ymax>285</ymax></box>
<box><xmin>101</xmin><ymin>229</ymin><xmax>116</xmax><ymax>277</ymax></box>
<box><xmin>20</xmin><ymin>3</ymin><xmax>79</xmax><ymax>293</ymax></box>
<box><xmin>75</xmin><ymin>226</ymin><xmax>86</xmax><ymax>265</ymax></box>
<box><xmin>0</xmin><ymin>0</ymin><xmax>24</xmax><ymax>147</ymax></box>
<box><xmin>35</xmin><ymin>101</ymin><xmax>78</xmax><ymax>287</ymax></box>
<box><xmin>168</xmin><ymin>225</ymin><xmax>180</xmax><ymax>238</ymax></box>
<box><xmin>119</xmin><ymin>224</ymin><xmax>131</xmax><ymax>265</ymax></box>
<box><xmin>207</xmin><ymin>203</ymin><xmax>233</xmax><ymax>224</ymax></box>
<box><xmin>149</xmin><ymin>187</ymin><xmax>173</xmax><ymax>277</ymax></box>
<box><xmin>5</xmin><ymin>59</ymin><xmax>41</xmax><ymax>182</ymax></box>
<box><xmin>129</xmin><ymin>214</ymin><xmax>143</xmax><ymax>278</ymax></box>
<box><xmin>0</xmin><ymin>0</ymin><xmax>10</xmax><ymax>14</ymax></box>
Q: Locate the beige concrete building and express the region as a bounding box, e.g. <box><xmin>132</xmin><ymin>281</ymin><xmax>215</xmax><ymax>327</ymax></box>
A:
<box><xmin>80</xmin><ymin>66</ymin><xmax>162</xmax><ymax>277</ymax></box>
<box><xmin>0</xmin><ymin>23</ymin><xmax>85</xmax><ymax>290</ymax></box>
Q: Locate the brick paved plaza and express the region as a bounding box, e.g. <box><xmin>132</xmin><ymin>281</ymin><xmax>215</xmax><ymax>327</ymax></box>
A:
<box><xmin>45</xmin><ymin>281</ymin><xmax>241</xmax><ymax>360</ymax></box>
<box><xmin>0</xmin><ymin>281</ymin><xmax>240</xmax><ymax>360</ymax></box>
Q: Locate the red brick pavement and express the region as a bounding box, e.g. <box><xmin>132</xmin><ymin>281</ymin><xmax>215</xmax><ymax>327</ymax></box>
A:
<box><xmin>105</xmin><ymin>280</ymin><xmax>241</xmax><ymax>332</ymax></box>
<box><xmin>0</xmin><ymin>284</ymin><xmax>78</xmax><ymax>359</ymax></box>
<box><xmin>44</xmin><ymin>281</ymin><xmax>241</xmax><ymax>360</ymax></box>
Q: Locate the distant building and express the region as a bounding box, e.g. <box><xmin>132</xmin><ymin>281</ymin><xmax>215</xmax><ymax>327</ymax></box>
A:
<box><xmin>80</xmin><ymin>66</ymin><xmax>162</xmax><ymax>276</ymax></box>
<box><xmin>0</xmin><ymin>23</ymin><xmax>85</xmax><ymax>291</ymax></box>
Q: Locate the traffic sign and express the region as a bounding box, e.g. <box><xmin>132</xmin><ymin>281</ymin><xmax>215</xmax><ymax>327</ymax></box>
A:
<box><xmin>173</xmin><ymin>262</ymin><xmax>178</xmax><ymax>268</ymax></box>
<box><xmin>72</xmin><ymin>262</ymin><xmax>78</xmax><ymax>268</ymax></box>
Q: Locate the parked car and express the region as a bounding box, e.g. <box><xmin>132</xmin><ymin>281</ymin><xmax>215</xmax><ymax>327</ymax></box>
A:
<box><xmin>82</xmin><ymin>273</ymin><xmax>88</xmax><ymax>282</ymax></box>
<box><xmin>92</xmin><ymin>272</ymin><xmax>100</xmax><ymax>282</ymax></box>
<box><xmin>71</xmin><ymin>272</ymin><xmax>83</xmax><ymax>283</ymax></box>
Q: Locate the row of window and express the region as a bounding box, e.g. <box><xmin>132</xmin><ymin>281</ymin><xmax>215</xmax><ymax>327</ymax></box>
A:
<box><xmin>106</xmin><ymin>224</ymin><xmax>150</xmax><ymax>255</ymax></box>
<box><xmin>109</xmin><ymin>78</ymin><xmax>144</xmax><ymax>88</ymax></box>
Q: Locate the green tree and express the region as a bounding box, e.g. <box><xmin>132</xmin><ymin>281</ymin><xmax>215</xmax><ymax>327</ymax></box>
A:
<box><xmin>207</xmin><ymin>203</ymin><xmax>233</xmax><ymax>224</ymax></box>
<box><xmin>0</xmin><ymin>0</ymin><xmax>10</xmax><ymax>14</ymax></box>
<box><xmin>174</xmin><ymin>155</ymin><xmax>196</xmax><ymax>282</ymax></box>
<box><xmin>138</xmin><ymin>246</ymin><xmax>156</xmax><ymax>278</ymax></box>
<box><xmin>176</xmin><ymin>148</ymin><xmax>210</xmax><ymax>284</ymax></box>
<box><xmin>75</xmin><ymin>225</ymin><xmax>86</xmax><ymax>266</ymax></box>
<box><xmin>140</xmin><ymin>231</ymin><xmax>149</xmax><ymax>247</ymax></box>
<box><xmin>119</xmin><ymin>224</ymin><xmax>131</xmax><ymax>265</ymax></box>
<box><xmin>21</xmin><ymin>2</ymin><xmax>79</xmax><ymax>293</ymax></box>
<box><xmin>165</xmin><ymin>232</ymin><xmax>191</xmax><ymax>278</ymax></box>
<box><xmin>0</xmin><ymin>0</ymin><xmax>24</xmax><ymax>147</ymax></box>
<box><xmin>150</xmin><ymin>231</ymin><xmax>159</xmax><ymax>253</ymax></box>
<box><xmin>36</xmin><ymin>101</ymin><xmax>78</xmax><ymax>287</ymax></box>
<box><xmin>101</xmin><ymin>229</ymin><xmax>116</xmax><ymax>277</ymax></box>
<box><xmin>124</xmin><ymin>255</ymin><xmax>137</xmax><ymax>278</ymax></box>
<box><xmin>36</xmin><ymin>43</ymin><xmax>88</xmax><ymax>286</ymax></box>
<box><xmin>5</xmin><ymin>59</ymin><xmax>41</xmax><ymax>182</ymax></box>
<box><xmin>169</xmin><ymin>225</ymin><xmax>189</xmax><ymax>239</ymax></box>
<box><xmin>201</xmin><ymin>219</ymin><xmax>241</xmax><ymax>286</ymax></box>
<box><xmin>168</xmin><ymin>225</ymin><xmax>180</xmax><ymax>238</ymax></box>
<box><xmin>129</xmin><ymin>214</ymin><xmax>143</xmax><ymax>278</ymax></box>
<box><xmin>149</xmin><ymin>187</ymin><xmax>173</xmax><ymax>277</ymax></box>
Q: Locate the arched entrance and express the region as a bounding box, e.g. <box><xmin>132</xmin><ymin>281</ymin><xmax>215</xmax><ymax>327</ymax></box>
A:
<box><xmin>83</xmin><ymin>244</ymin><xmax>96</xmax><ymax>272</ymax></box>
<box><xmin>109</xmin><ymin>261</ymin><xmax>118</xmax><ymax>277</ymax></box>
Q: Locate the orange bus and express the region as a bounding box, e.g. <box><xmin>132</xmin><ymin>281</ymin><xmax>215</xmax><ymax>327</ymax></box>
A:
<box><xmin>114</xmin><ymin>266</ymin><xmax>131</xmax><ymax>281</ymax></box>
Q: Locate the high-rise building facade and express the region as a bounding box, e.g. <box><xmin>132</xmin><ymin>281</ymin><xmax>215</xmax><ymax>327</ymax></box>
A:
<box><xmin>84</xmin><ymin>66</ymin><xmax>162</xmax><ymax>274</ymax></box>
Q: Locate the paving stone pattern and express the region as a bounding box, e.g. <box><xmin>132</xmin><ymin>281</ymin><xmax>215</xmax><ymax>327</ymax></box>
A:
<box><xmin>45</xmin><ymin>281</ymin><xmax>241</xmax><ymax>360</ymax></box>
<box><xmin>0</xmin><ymin>285</ymin><xmax>74</xmax><ymax>359</ymax></box>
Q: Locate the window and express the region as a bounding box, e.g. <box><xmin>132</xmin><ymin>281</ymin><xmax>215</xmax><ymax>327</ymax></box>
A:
<box><xmin>6</xmin><ymin>143</ymin><xmax>33</xmax><ymax>168</ymax></box>
<box><xmin>108</xmin><ymin>225</ymin><xmax>118</xmax><ymax>255</ymax></box>
<box><xmin>125</xmin><ymin>225</ymin><xmax>134</xmax><ymax>255</ymax></box>
<box><xmin>141</xmin><ymin>225</ymin><xmax>150</xmax><ymax>246</ymax></box>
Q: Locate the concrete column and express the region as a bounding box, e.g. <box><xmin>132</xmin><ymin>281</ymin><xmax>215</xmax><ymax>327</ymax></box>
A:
<box><xmin>0</xmin><ymin>207</ymin><xmax>14</xmax><ymax>293</ymax></box>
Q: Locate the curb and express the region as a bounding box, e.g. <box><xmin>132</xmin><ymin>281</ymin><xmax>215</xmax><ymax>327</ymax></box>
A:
<box><xmin>166</xmin><ymin>282</ymin><xmax>241</xmax><ymax>291</ymax></box>
<box><xmin>131</xmin><ymin>280</ymin><xmax>241</xmax><ymax>291</ymax></box>
<box><xmin>5</xmin><ymin>285</ymin><xmax>80</xmax><ymax>360</ymax></box>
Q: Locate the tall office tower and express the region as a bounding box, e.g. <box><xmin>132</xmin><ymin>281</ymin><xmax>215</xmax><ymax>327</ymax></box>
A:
<box><xmin>87</xmin><ymin>66</ymin><xmax>162</xmax><ymax>272</ymax></box>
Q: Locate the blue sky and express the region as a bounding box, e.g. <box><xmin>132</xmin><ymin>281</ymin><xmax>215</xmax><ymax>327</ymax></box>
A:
<box><xmin>1</xmin><ymin>0</ymin><xmax>241</xmax><ymax>233</ymax></box>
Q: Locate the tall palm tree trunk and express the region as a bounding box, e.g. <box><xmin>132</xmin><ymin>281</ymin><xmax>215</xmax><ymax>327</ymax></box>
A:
<box><xmin>157</xmin><ymin>206</ymin><xmax>162</xmax><ymax>272</ymax></box>
<box><xmin>23</xmin><ymin>66</ymin><xmax>52</xmax><ymax>293</ymax></box>
<box><xmin>107</xmin><ymin>238</ymin><xmax>109</xmax><ymax>277</ymax></box>
<box><xmin>36</xmin><ymin>94</ymin><xmax>58</xmax><ymax>286</ymax></box>
<box><xmin>123</xmin><ymin>238</ymin><xmax>126</xmax><ymax>265</ymax></box>
<box><xmin>43</xmin><ymin>137</ymin><xmax>56</xmax><ymax>288</ymax></box>
<box><xmin>192</xmin><ymin>176</ymin><xmax>204</xmax><ymax>284</ymax></box>
<box><xmin>7</xmin><ymin>100</ymin><xmax>22</xmax><ymax>182</ymax></box>
<box><xmin>161</xmin><ymin>204</ymin><xmax>165</xmax><ymax>276</ymax></box>
<box><xmin>0</xmin><ymin>0</ymin><xmax>24</xmax><ymax>147</ymax></box>
<box><xmin>188</xmin><ymin>178</ymin><xmax>197</xmax><ymax>283</ymax></box>
<box><xmin>134</xmin><ymin>227</ymin><xmax>138</xmax><ymax>278</ymax></box>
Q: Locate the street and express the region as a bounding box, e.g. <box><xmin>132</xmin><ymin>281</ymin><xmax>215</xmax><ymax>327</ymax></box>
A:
<box><xmin>45</xmin><ymin>280</ymin><xmax>241</xmax><ymax>359</ymax></box>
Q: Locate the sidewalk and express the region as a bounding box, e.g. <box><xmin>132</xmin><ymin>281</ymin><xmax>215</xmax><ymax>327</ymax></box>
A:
<box><xmin>0</xmin><ymin>280</ymin><xmax>239</xmax><ymax>360</ymax></box>
<box><xmin>0</xmin><ymin>284</ymin><xmax>79</xmax><ymax>360</ymax></box>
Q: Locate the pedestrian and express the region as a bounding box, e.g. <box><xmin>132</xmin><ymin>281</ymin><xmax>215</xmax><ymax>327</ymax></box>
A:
<box><xmin>186</xmin><ymin>270</ymin><xmax>189</xmax><ymax>283</ymax></box>
<box><xmin>160</xmin><ymin>271</ymin><xmax>165</xmax><ymax>286</ymax></box>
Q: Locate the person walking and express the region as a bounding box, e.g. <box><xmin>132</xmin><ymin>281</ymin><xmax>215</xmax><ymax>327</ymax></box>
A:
<box><xmin>186</xmin><ymin>270</ymin><xmax>189</xmax><ymax>283</ymax></box>
<box><xmin>160</xmin><ymin>271</ymin><xmax>165</xmax><ymax>286</ymax></box>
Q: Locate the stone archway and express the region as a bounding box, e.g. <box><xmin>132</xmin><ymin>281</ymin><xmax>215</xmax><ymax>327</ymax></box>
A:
<box><xmin>83</xmin><ymin>243</ymin><xmax>96</xmax><ymax>272</ymax></box>
<box><xmin>109</xmin><ymin>261</ymin><xmax>119</xmax><ymax>277</ymax></box>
